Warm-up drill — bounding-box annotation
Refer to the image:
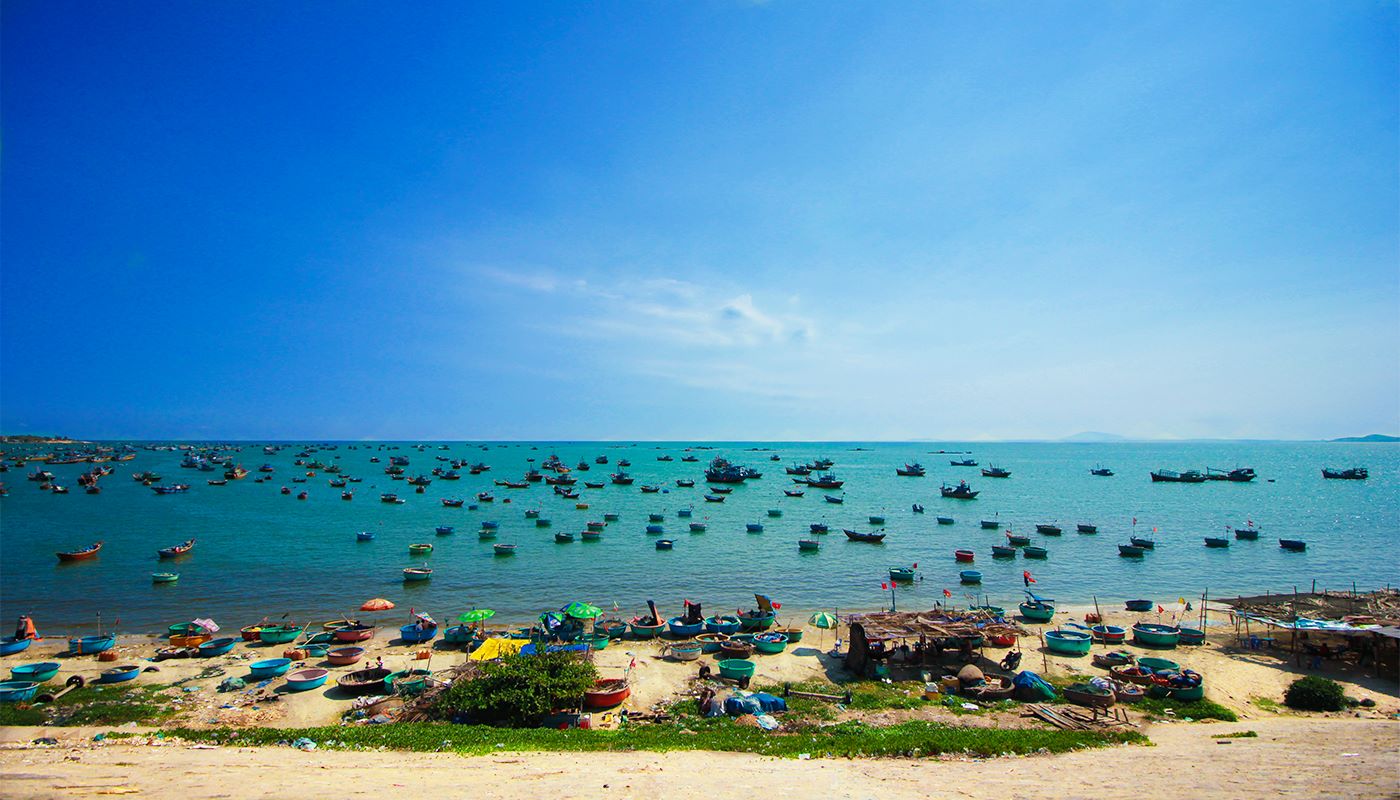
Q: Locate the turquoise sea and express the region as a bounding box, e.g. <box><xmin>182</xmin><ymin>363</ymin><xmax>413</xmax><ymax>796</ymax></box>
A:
<box><xmin>0</xmin><ymin>441</ymin><xmax>1395</xmax><ymax>634</ymax></box>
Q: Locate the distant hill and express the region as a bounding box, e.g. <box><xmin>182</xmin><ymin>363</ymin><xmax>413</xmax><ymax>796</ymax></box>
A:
<box><xmin>1059</xmin><ymin>432</ymin><xmax>1129</xmax><ymax>443</ymax></box>
<box><xmin>1330</xmin><ymin>434</ymin><xmax>1399</xmax><ymax>443</ymax></box>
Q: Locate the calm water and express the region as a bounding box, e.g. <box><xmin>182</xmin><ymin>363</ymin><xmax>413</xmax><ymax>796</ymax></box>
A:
<box><xmin>1</xmin><ymin>441</ymin><xmax>1395</xmax><ymax>634</ymax></box>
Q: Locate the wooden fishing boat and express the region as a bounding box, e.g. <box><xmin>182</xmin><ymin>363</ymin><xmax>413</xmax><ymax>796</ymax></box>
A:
<box><xmin>56</xmin><ymin>541</ymin><xmax>103</xmax><ymax>562</ymax></box>
<box><xmin>738</xmin><ymin>597</ymin><xmax>776</xmax><ymax>631</ymax></box>
<box><xmin>1118</xmin><ymin>544</ymin><xmax>1146</xmax><ymax>557</ymax></box>
<box><xmin>783</xmin><ymin>489</ymin><xmax>804</xmax><ymax>497</ymax></box>
<box><xmin>157</xmin><ymin>538</ymin><xmax>195</xmax><ymax>558</ymax></box>
<box><xmin>668</xmin><ymin>642</ymin><xmax>702</xmax><ymax>661</ymax></box>
<box><xmin>954</xmin><ymin>549</ymin><xmax>975</xmax><ymax>562</ymax></box>
<box><xmin>1233</xmin><ymin>527</ymin><xmax>1259</xmax><ymax>540</ymax></box>
<box><xmin>197</xmin><ymin>637</ymin><xmax>238</xmax><ymax>657</ymax></box>
<box><xmin>719</xmin><ymin>640</ymin><xmax>755</xmax><ymax>659</ymax></box>
<box><xmin>937</xmin><ymin>516</ymin><xmax>955</xmax><ymax>525</ymax></box>
<box><xmin>399</xmin><ymin>623</ymin><xmax>438</xmax><ymax>643</ymax></box>
<box><xmin>1006</xmin><ymin>533</ymin><xmax>1030</xmax><ymax>546</ymax></box>
<box><xmin>718</xmin><ymin>658</ymin><xmax>756</xmax><ymax>679</ymax></box>
<box><xmin>326</xmin><ymin>646</ymin><xmax>366</xmax><ymax>666</ymax></box>
<box><xmin>981</xmin><ymin>465</ymin><xmax>1011</xmax><ymax>478</ymax></box>
<box><xmin>1321</xmin><ymin>466</ymin><xmax>1367</xmax><ymax>480</ymax></box>
<box><xmin>1023</xmin><ymin>546</ymin><xmax>1048</xmax><ymax>559</ymax></box>
<box><xmin>1124</xmin><ymin>599</ymin><xmax>1153</xmax><ymax>612</ymax></box>
<box><xmin>1076</xmin><ymin>523</ymin><xmax>1097</xmax><ymax>534</ymax></box>
<box><xmin>332</xmin><ymin>624</ymin><xmax>376</xmax><ymax>642</ymax></box>
<box><xmin>980</xmin><ymin>519</ymin><xmax>1001</xmax><ymax>529</ymax></box>
<box><xmin>442</xmin><ymin>498</ymin><xmax>465</xmax><ymax>507</ymax></box>
<box><xmin>655</xmin><ymin>539</ymin><xmax>674</xmax><ymax>550</ymax></box>
<box><xmin>403</xmin><ymin>567</ymin><xmax>432</xmax><ymax>581</ymax></box>
<box><xmin>1279</xmin><ymin>539</ymin><xmax>1307</xmax><ymax>551</ymax></box>
<box><xmin>809</xmin><ymin>523</ymin><xmax>829</xmax><ymax>534</ymax></box>
<box><xmin>580</xmin><ymin>530</ymin><xmax>602</xmax><ymax>541</ymax></box>
<box><xmin>408</xmin><ymin>543</ymin><xmax>433</xmax><ymax>555</ymax></box>
<box><xmin>991</xmin><ymin>545</ymin><xmax>1017</xmax><ymax>558</ymax></box>
<box><xmin>746</xmin><ymin>522</ymin><xmax>764</xmax><ymax>532</ymax></box>
<box><xmin>0</xmin><ymin>681</ymin><xmax>40</xmax><ymax>703</ymax></box>
<box><xmin>1204</xmin><ymin>536</ymin><xmax>1230</xmax><ymax>548</ymax></box>
<box><xmin>1064</xmin><ymin>683</ymin><xmax>1115</xmax><ymax>709</ymax></box>
<box><xmin>940</xmin><ymin>482</ymin><xmax>979</xmax><ymax>499</ymax></box>
<box><xmin>337</xmin><ymin>667</ymin><xmax>391</xmax><ymax>696</ymax></box>
<box><xmin>1091</xmin><ymin>650</ymin><xmax>1135</xmax><ymax>668</ymax></box>
<box><xmin>584</xmin><ymin>678</ymin><xmax>631</xmax><ymax>708</ymax></box>
<box><xmin>444</xmin><ymin>626</ymin><xmax>477</xmax><ymax>646</ymax></box>
<box><xmin>1035</xmin><ymin>524</ymin><xmax>1062</xmax><ymax>535</ymax></box>
<box><xmin>494</xmin><ymin>543</ymin><xmax>517</xmax><ymax>555</ymax></box>
<box><xmin>767</xmin><ymin>508</ymin><xmax>782</xmax><ymax>518</ymax></box>
<box><xmin>1044</xmin><ymin>630</ymin><xmax>1092</xmax><ymax>655</ymax></box>
<box><xmin>598</xmin><ymin>619</ymin><xmax>629</xmax><ymax>639</ymax></box>
<box><xmin>667</xmin><ymin>617</ymin><xmax>705</xmax><ymax>637</ymax></box>
<box><xmin>844</xmin><ymin>529</ymin><xmax>886</xmax><ymax>543</ymax></box>
<box><xmin>752</xmin><ymin>632</ymin><xmax>788</xmax><ymax>654</ymax></box>
<box><xmin>554</xmin><ymin>532</ymin><xmax>574</xmax><ymax>543</ymax></box>
<box><xmin>1114</xmin><ymin>682</ymin><xmax>1146</xmax><ymax>703</ymax></box>
<box><xmin>629</xmin><ymin>619</ymin><xmax>666</xmax><ymax>639</ymax></box>
<box><xmin>797</xmin><ymin>539</ymin><xmax>820</xmax><ymax>551</ymax></box>
<box><xmin>1132</xmin><ymin>622</ymin><xmax>1181</xmax><ymax>649</ymax></box>
<box><xmin>696</xmin><ymin>632</ymin><xmax>730</xmax><ymax>652</ymax></box>
<box><xmin>1177</xmin><ymin>627</ymin><xmax>1206</xmax><ymax>645</ymax></box>
<box><xmin>1129</xmin><ymin>536</ymin><xmax>1155</xmax><ymax>549</ymax></box>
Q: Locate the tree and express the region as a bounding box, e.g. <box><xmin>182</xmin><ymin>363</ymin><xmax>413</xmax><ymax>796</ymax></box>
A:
<box><xmin>434</xmin><ymin>652</ymin><xmax>598</xmax><ymax>726</ymax></box>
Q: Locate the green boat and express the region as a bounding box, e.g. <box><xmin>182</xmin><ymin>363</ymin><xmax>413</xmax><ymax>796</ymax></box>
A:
<box><xmin>1044</xmin><ymin>630</ymin><xmax>1092</xmax><ymax>656</ymax></box>
<box><xmin>718</xmin><ymin>659</ymin><xmax>756</xmax><ymax>680</ymax></box>
<box><xmin>1169</xmin><ymin>683</ymin><xmax>1205</xmax><ymax>701</ymax></box>
<box><xmin>889</xmin><ymin>566</ymin><xmax>916</xmax><ymax>582</ymax></box>
<box><xmin>152</xmin><ymin>572</ymin><xmax>179</xmax><ymax>583</ymax></box>
<box><xmin>257</xmin><ymin>625</ymin><xmax>303</xmax><ymax>645</ymax></box>
<box><xmin>384</xmin><ymin>668</ymin><xmax>431</xmax><ymax>696</ymax></box>
<box><xmin>1132</xmin><ymin>623</ymin><xmax>1181</xmax><ymax>649</ymax></box>
<box><xmin>1137</xmin><ymin>656</ymin><xmax>1181</xmax><ymax>673</ymax></box>
<box><xmin>581</xmin><ymin>632</ymin><xmax>610</xmax><ymax>650</ymax></box>
<box><xmin>408</xmin><ymin>543</ymin><xmax>433</xmax><ymax>555</ymax></box>
<box><xmin>1023</xmin><ymin>546</ymin><xmax>1048</xmax><ymax>559</ymax></box>
<box><xmin>751</xmin><ymin>633</ymin><xmax>789</xmax><ymax>654</ymax></box>
<box><xmin>1018</xmin><ymin>601</ymin><xmax>1055</xmax><ymax>623</ymax></box>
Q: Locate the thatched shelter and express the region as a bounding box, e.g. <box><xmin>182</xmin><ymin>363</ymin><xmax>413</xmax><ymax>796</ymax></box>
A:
<box><xmin>844</xmin><ymin>608</ymin><xmax>1026</xmax><ymax>677</ymax></box>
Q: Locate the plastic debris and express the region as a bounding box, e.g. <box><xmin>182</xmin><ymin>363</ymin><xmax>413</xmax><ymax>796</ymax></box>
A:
<box><xmin>292</xmin><ymin>737</ymin><xmax>317</xmax><ymax>751</ymax></box>
<box><xmin>217</xmin><ymin>677</ymin><xmax>246</xmax><ymax>692</ymax></box>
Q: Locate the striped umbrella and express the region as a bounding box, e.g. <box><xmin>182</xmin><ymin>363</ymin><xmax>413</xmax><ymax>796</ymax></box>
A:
<box><xmin>809</xmin><ymin>611</ymin><xmax>839</xmax><ymax>629</ymax></box>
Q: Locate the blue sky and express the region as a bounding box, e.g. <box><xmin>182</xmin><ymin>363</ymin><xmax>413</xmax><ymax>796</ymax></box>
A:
<box><xmin>2</xmin><ymin>2</ymin><xmax>1396</xmax><ymax>440</ymax></box>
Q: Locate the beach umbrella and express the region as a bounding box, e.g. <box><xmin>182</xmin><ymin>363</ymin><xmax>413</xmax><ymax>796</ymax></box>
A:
<box><xmin>563</xmin><ymin>602</ymin><xmax>603</xmax><ymax>620</ymax></box>
<box><xmin>809</xmin><ymin>612</ymin><xmax>838</xmax><ymax>629</ymax></box>
<box><xmin>361</xmin><ymin>598</ymin><xmax>395</xmax><ymax>611</ymax></box>
<box><xmin>457</xmin><ymin>609</ymin><xmax>495</xmax><ymax>623</ymax></box>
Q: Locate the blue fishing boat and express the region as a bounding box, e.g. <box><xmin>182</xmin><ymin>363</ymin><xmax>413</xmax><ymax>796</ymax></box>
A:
<box><xmin>0</xmin><ymin>638</ymin><xmax>33</xmax><ymax>657</ymax></box>
<box><xmin>959</xmin><ymin>570</ymin><xmax>982</xmax><ymax>584</ymax></box>
<box><xmin>1125</xmin><ymin>599</ymin><xmax>1154</xmax><ymax>612</ymax></box>
<box><xmin>655</xmin><ymin>539</ymin><xmax>674</xmax><ymax>550</ymax></box>
<box><xmin>99</xmin><ymin>665</ymin><xmax>142</xmax><ymax>684</ymax></box>
<box><xmin>435</xmin><ymin>525</ymin><xmax>454</xmax><ymax>535</ymax></box>
<box><xmin>1119</xmin><ymin>544</ymin><xmax>1146</xmax><ymax>557</ymax></box>
<box><xmin>356</xmin><ymin>531</ymin><xmax>375</xmax><ymax>541</ymax></box>
<box><xmin>197</xmin><ymin>637</ymin><xmax>238</xmax><ymax>657</ymax></box>
<box><xmin>668</xmin><ymin>617</ymin><xmax>705</xmax><ymax>637</ymax></box>
<box><xmin>1279</xmin><ymin>539</ymin><xmax>1307</xmax><ymax>551</ymax></box>
<box><xmin>248</xmin><ymin>658</ymin><xmax>292</xmax><ymax>679</ymax></box>
<box><xmin>646</xmin><ymin>524</ymin><xmax>664</xmax><ymax>534</ymax></box>
<box><xmin>824</xmin><ymin>494</ymin><xmax>844</xmax><ymax>504</ymax></box>
<box><xmin>68</xmin><ymin>635</ymin><xmax>116</xmax><ymax>655</ymax></box>
<box><xmin>1044</xmin><ymin>630</ymin><xmax>1092</xmax><ymax>656</ymax></box>
<box><xmin>704</xmin><ymin>615</ymin><xmax>742</xmax><ymax>634</ymax></box>
<box><xmin>400</xmin><ymin>623</ymin><xmax>438</xmax><ymax>644</ymax></box>
<box><xmin>0</xmin><ymin>681</ymin><xmax>39</xmax><ymax>703</ymax></box>
<box><xmin>746</xmin><ymin>523</ymin><xmax>764</xmax><ymax>532</ymax></box>
<box><xmin>10</xmin><ymin>662</ymin><xmax>60</xmax><ymax>683</ymax></box>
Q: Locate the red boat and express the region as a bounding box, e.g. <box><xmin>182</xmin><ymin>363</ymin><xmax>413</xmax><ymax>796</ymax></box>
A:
<box><xmin>157</xmin><ymin>538</ymin><xmax>195</xmax><ymax>559</ymax></box>
<box><xmin>56</xmin><ymin>541</ymin><xmax>103</xmax><ymax>562</ymax></box>
<box><xmin>954</xmin><ymin>549</ymin><xmax>975</xmax><ymax>562</ymax></box>
<box><xmin>583</xmin><ymin>678</ymin><xmax>631</xmax><ymax>708</ymax></box>
<box><xmin>332</xmin><ymin>624</ymin><xmax>377</xmax><ymax>642</ymax></box>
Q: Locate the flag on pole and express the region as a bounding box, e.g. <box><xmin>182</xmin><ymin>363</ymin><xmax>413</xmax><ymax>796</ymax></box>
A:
<box><xmin>1157</xmin><ymin>605</ymin><xmax>1165</xmax><ymax>613</ymax></box>
<box><xmin>881</xmin><ymin>582</ymin><xmax>889</xmax><ymax>591</ymax></box>
<box><xmin>1023</xmin><ymin>570</ymin><xmax>1036</xmax><ymax>586</ymax></box>
<box><xmin>943</xmin><ymin>589</ymin><xmax>951</xmax><ymax>598</ymax></box>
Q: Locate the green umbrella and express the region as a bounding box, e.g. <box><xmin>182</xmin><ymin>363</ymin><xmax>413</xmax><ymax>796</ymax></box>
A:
<box><xmin>563</xmin><ymin>602</ymin><xmax>603</xmax><ymax>620</ymax></box>
<box><xmin>458</xmin><ymin>609</ymin><xmax>495</xmax><ymax>623</ymax></box>
<box><xmin>809</xmin><ymin>611</ymin><xmax>839</xmax><ymax>629</ymax></box>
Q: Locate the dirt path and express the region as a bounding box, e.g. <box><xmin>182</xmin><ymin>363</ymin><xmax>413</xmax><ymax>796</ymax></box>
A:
<box><xmin>1</xmin><ymin>717</ymin><xmax>1395</xmax><ymax>799</ymax></box>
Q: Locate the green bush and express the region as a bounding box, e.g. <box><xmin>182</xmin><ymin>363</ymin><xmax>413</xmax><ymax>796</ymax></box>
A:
<box><xmin>1283</xmin><ymin>676</ymin><xmax>1346</xmax><ymax>712</ymax></box>
<box><xmin>432</xmin><ymin>653</ymin><xmax>598</xmax><ymax>727</ymax></box>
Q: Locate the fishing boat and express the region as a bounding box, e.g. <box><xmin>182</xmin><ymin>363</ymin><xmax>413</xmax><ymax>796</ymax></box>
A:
<box><xmin>1023</xmin><ymin>545</ymin><xmax>1048</xmax><ymax>559</ymax></box>
<box><xmin>1233</xmin><ymin>525</ymin><xmax>1259</xmax><ymax>540</ymax></box>
<box><xmin>823</xmin><ymin>494</ymin><xmax>844</xmax><ymax>504</ymax></box>
<box><xmin>1064</xmin><ymin>683</ymin><xmax>1115</xmax><ymax>709</ymax></box>
<box><xmin>380</xmin><ymin>493</ymin><xmax>402</xmax><ymax>503</ymax></box>
<box><xmin>752</xmin><ymin>632</ymin><xmax>789</xmax><ymax>654</ymax></box>
<box><xmin>640</xmin><ymin>485</ymin><xmax>660</xmax><ymax>493</ymax></box>
<box><xmin>844</xmin><ymin>530</ymin><xmax>886</xmax><ymax>543</ymax></box>
<box><xmin>705</xmin><ymin>615</ymin><xmax>742</xmax><ymax>634</ymax></box>
<box><xmin>1090</xmin><ymin>465</ymin><xmax>1114</xmax><ymax>476</ymax></box>
<box><xmin>959</xmin><ymin>570</ymin><xmax>982</xmax><ymax>584</ymax></box>
<box><xmin>1076</xmin><ymin>523</ymin><xmax>1097</xmax><ymax>534</ymax></box>
<box><xmin>68</xmin><ymin>634</ymin><xmax>117</xmax><ymax>655</ymax></box>
<box><xmin>783</xmin><ymin>489</ymin><xmax>805</xmax><ymax>497</ymax></box>
<box><xmin>408</xmin><ymin>543</ymin><xmax>433</xmax><ymax>555</ymax></box>
<box><xmin>1006</xmin><ymin>533</ymin><xmax>1031</xmax><ymax>546</ymax></box>
<box><xmin>152</xmin><ymin>572</ymin><xmax>179</xmax><ymax>583</ymax></box>
<box><xmin>1279</xmin><ymin>539</ymin><xmax>1307</xmax><ymax>551</ymax></box>
<box><xmin>808</xmin><ymin>522</ymin><xmax>829</xmax><ymax>534</ymax></box>
<box><xmin>895</xmin><ymin>463</ymin><xmax>926</xmax><ymax>477</ymax></box>
<box><xmin>10</xmin><ymin>662</ymin><xmax>60</xmax><ymax>683</ymax></box>
<box><xmin>0</xmin><ymin>681</ymin><xmax>40</xmax><ymax>703</ymax></box>
<box><xmin>580</xmin><ymin>530</ymin><xmax>602</xmax><ymax>541</ymax></box>
<box><xmin>1035</xmin><ymin>524</ymin><xmax>1062</xmax><ymax>535</ymax></box>
<box><xmin>610</xmin><ymin>471</ymin><xmax>635</xmax><ymax>485</ymax></box>
<box><xmin>1018</xmin><ymin>600</ymin><xmax>1055</xmax><ymax>623</ymax></box>
<box><xmin>197</xmin><ymin>637</ymin><xmax>238</xmax><ymax>657</ymax></box>
<box><xmin>554</xmin><ymin>532</ymin><xmax>574</xmax><ymax>543</ymax></box>
<box><xmin>435</xmin><ymin>525</ymin><xmax>454</xmax><ymax>535</ymax></box>
<box><xmin>767</xmin><ymin>508</ymin><xmax>782</xmax><ymax>517</ymax></box>
<box><xmin>399</xmin><ymin>622</ymin><xmax>438</xmax><ymax>644</ymax></box>
<box><xmin>954</xmin><ymin>549</ymin><xmax>975</xmax><ymax>562</ymax></box>
<box><xmin>493</xmin><ymin>543</ymin><xmax>517</xmax><ymax>555</ymax></box>
<box><xmin>337</xmin><ymin>667</ymin><xmax>392</xmax><ymax>696</ymax></box>
<box><xmin>1118</xmin><ymin>544</ymin><xmax>1146</xmax><ymax>557</ymax></box>
<box><xmin>1204</xmin><ymin>536</ymin><xmax>1230</xmax><ymax>548</ymax></box>
<box><xmin>1177</xmin><ymin>627</ymin><xmax>1207</xmax><ymax>645</ymax></box>
<box><xmin>798</xmin><ymin>539</ymin><xmax>821</xmax><ymax>551</ymax></box>
<box><xmin>152</xmin><ymin>484</ymin><xmax>191</xmax><ymax>494</ymax></box>
<box><xmin>937</xmin><ymin>516</ymin><xmax>955</xmax><ymax>525</ymax></box>
<box><xmin>584</xmin><ymin>678</ymin><xmax>631</xmax><ymax>708</ymax></box>
<box><xmin>258</xmin><ymin>625</ymin><xmax>302</xmax><ymax>645</ymax></box>
<box><xmin>403</xmin><ymin>567</ymin><xmax>432</xmax><ymax>581</ymax></box>
<box><xmin>0</xmin><ymin>638</ymin><xmax>33</xmax><ymax>657</ymax></box>
<box><xmin>629</xmin><ymin>607</ymin><xmax>666</xmax><ymax>639</ymax></box>
<box><xmin>1044</xmin><ymin>630</ymin><xmax>1092</xmax><ymax>655</ymax></box>
<box><xmin>991</xmin><ymin>545</ymin><xmax>1017</xmax><ymax>558</ymax></box>
<box><xmin>1132</xmin><ymin>622</ymin><xmax>1180</xmax><ymax>648</ymax></box>
<box><xmin>940</xmin><ymin>482</ymin><xmax>979</xmax><ymax>499</ymax></box>
<box><xmin>739</xmin><ymin>595</ymin><xmax>777</xmax><ymax>630</ymax></box>
<box><xmin>888</xmin><ymin>566</ymin><xmax>916</xmax><ymax>582</ymax></box>
<box><xmin>1322</xmin><ymin>466</ymin><xmax>1367</xmax><ymax>480</ymax></box>
<box><xmin>684</xmin><ymin>522</ymin><xmax>706</xmax><ymax>533</ymax></box>
<box><xmin>912</xmin><ymin>504</ymin><xmax>923</xmax><ymax>513</ymax></box>
<box><xmin>645</xmin><ymin>524</ymin><xmax>665</xmax><ymax>534</ymax></box>
<box><xmin>950</xmin><ymin>458</ymin><xmax>977</xmax><ymax>467</ymax></box>
<box><xmin>584</xmin><ymin>481</ymin><xmax>606</xmax><ymax>489</ymax></box>
<box><xmin>746</xmin><ymin>523</ymin><xmax>764</xmax><ymax>532</ymax></box>
<box><xmin>56</xmin><ymin>541</ymin><xmax>103</xmax><ymax>562</ymax></box>
<box><xmin>704</xmin><ymin>493</ymin><xmax>725</xmax><ymax>502</ymax></box>
<box><xmin>534</xmin><ymin>518</ymin><xmax>553</xmax><ymax>527</ymax></box>
<box><xmin>442</xmin><ymin>498</ymin><xmax>465</xmax><ymax>507</ymax></box>
<box><xmin>356</xmin><ymin>531</ymin><xmax>375</xmax><ymax>541</ymax></box>
<box><xmin>1125</xmin><ymin>599</ymin><xmax>1154</xmax><ymax>612</ymax></box>
<box><xmin>676</xmin><ymin>479</ymin><xmax>695</xmax><ymax>487</ymax></box>
<box><xmin>668</xmin><ymin>614</ymin><xmax>705</xmax><ymax>638</ymax></box>
<box><xmin>981</xmin><ymin>465</ymin><xmax>1011</xmax><ymax>478</ymax></box>
<box><xmin>603</xmin><ymin>512</ymin><xmax>620</xmax><ymax>521</ymax></box>
<box><xmin>1206</xmin><ymin>467</ymin><xmax>1257</xmax><ymax>482</ymax></box>
<box><xmin>1150</xmin><ymin>469</ymin><xmax>1206</xmax><ymax>483</ymax></box>
<box><xmin>1129</xmin><ymin>536</ymin><xmax>1155</xmax><ymax>549</ymax></box>
<box><xmin>326</xmin><ymin>646</ymin><xmax>366</xmax><ymax>666</ymax></box>
<box><xmin>1090</xmin><ymin>624</ymin><xmax>1127</xmax><ymax>643</ymax></box>
<box><xmin>980</xmin><ymin>519</ymin><xmax>1001</xmax><ymax>530</ymax></box>
<box><xmin>284</xmin><ymin>668</ymin><xmax>330</xmax><ymax>692</ymax></box>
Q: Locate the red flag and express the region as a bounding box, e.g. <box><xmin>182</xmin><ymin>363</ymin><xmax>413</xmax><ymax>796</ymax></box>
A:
<box><xmin>912</xmin><ymin>562</ymin><xmax>918</xmax><ymax>569</ymax></box>
<box><xmin>942</xmin><ymin>589</ymin><xmax>951</xmax><ymax>598</ymax></box>
<box><xmin>771</xmin><ymin>602</ymin><xmax>781</xmax><ymax>610</ymax></box>
<box><xmin>881</xmin><ymin>582</ymin><xmax>889</xmax><ymax>590</ymax></box>
<box><xmin>1157</xmin><ymin>605</ymin><xmax>1165</xmax><ymax>613</ymax></box>
<box><xmin>1023</xmin><ymin>570</ymin><xmax>1036</xmax><ymax>584</ymax></box>
<box><xmin>1132</xmin><ymin>517</ymin><xmax>1137</xmax><ymax>525</ymax></box>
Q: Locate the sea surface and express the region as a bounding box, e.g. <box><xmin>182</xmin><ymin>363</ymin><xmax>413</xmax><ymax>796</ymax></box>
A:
<box><xmin>0</xmin><ymin>441</ymin><xmax>1395</xmax><ymax>634</ymax></box>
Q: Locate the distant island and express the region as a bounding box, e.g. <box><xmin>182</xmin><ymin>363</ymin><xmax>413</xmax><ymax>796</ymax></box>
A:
<box><xmin>1059</xmin><ymin>432</ymin><xmax>1129</xmax><ymax>443</ymax></box>
<box><xmin>1330</xmin><ymin>434</ymin><xmax>1399</xmax><ymax>443</ymax></box>
<box><xmin>0</xmin><ymin>434</ymin><xmax>86</xmax><ymax>444</ymax></box>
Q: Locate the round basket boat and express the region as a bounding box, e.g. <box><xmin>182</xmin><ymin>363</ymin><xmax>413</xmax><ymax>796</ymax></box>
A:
<box><xmin>1177</xmin><ymin>627</ymin><xmax>1206</xmax><ymax>645</ymax></box>
<box><xmin>300</xmin><ymin>643</ymin><xmax>330</xmax><ymax>659</ymax></box>
<box><xmin>581</xmin><ymin>633</ymin><xmax>610</xmax><ymax>651</ymax></box>
<box><xmin>628</xmin><ymin>621</ymin><xmax>666</xmax><ymax>640</ymax></box>
<box><xmin>1132</xmin><ymin>623</ymin><xmax>1181</xmax><ymax>649</ymax></box>
<box><xmin>752</xmin><ymin>633</ymin><xmax>789</xmax><ymax>655</ymax></box>
<box><xmin>668</xmin><ymin>642</ymin><xmax>703</xmax><ymax>661</ymax></box>
<box><xmin>774</xmin><ymin>627</ymin><xmax>803</xmax><ymax>643</ymax></box>
<box><xmin>704</xmin><ymin>616</ymin><xmax>741</xmax><ymax>635</ymax></box>
<box><xmin>1113</xmin><ymin>682</ymin><xmax>1146</xmax><ymax>703</ymax></box>
<box><xmin>695</xmin><ymin>633</ymin><xmax>729</xmax><ymax>653</ymax></box>
<box><xmin>326</xmin><ymin>647</ymin><xmax>366</xmax><ymax>666</ymax></box>
<box><xmin>1169</xmin><ymin>683</ymin><xmax>1205</xmax><ymax>702</ymax></box>
<box><xmin>1092</xmin><ymin>650</ymin><xmax>1136</xmax><ymax>669</ymax></box>
<box><xmin>336</xmin><ymin>667</ymin><xmax>390</xmax><ymax>696</ymax></box>
<box><xmin>1063</xmin><ymin>683</ymin><xmax>1115</xmax><ymax>709</ymax></box>
<box><xmin>240</xmin><ymin>624</ymin><xmax>272</xmax><ymax>642</ymax></box>
<box><xmin>285</xmin><ymin>668</ymin><xmax>330</xmax><ymax>692</ymax></box>
<box><xmin>248</xmin><ymin>658</ymin><xmax>293</xmax><ymax>679</ymax></box>
<box><xmin>257</xmin><ymin>626</ymin><xmax>302</xmax><ymax>645</ymax></box>
<box><xmin>1137</xmin><ymin>656</ymin><xmax>1181</xmax><ymax>674</ymax></box>
<box><xmin>965</xmin><ymin>673</ymin><xmax>1015</xmax><ymax>701</ymax></box>
<box><xmin>99</xmin><ymin>665</ymin><xmax>142</xmax><ymax>684</ymax></box>
<box><xmin>10</xmin><ymin>662</ymin><xmax>60</xmax><ymax>683</ymax></box>
<box><xmin>170</xmin><ymin>633</ymin><xmax>212</xmax><ymax>648</ymax></box>
<box><xmin>1109</xmin><ymin>664</ymin><xmax>1156</xmax><ymax>686</ymax></box>
<box><xmin>719</xmin><ymin>640</ymin><xmax>755</xmax><ymax>659</ymax></box>
<box><xmin>717</xmin><ymin>659</ymin><xmax>756</xmax><ymax>680</ymax></box>
<box><xmin>197</xmin><ymin>637</ymin><xmax>238</xmax><ymax>657</ymax></box>
<box><xmin>1091</xmin><ymin>625</ymin><xmax>1127</xmax><ymax>643</ymax></box>
<box><xmin>332</xmin><ymin>624</ymin><xmax>376</xmax><ymax>643</ymax></box>
<box><xmin>385</xmin><ymin>669</ymin><xmax>431</xmax><ymax>696</ymax></box>
<box><xmin>0</xmin><ymin>681</ymin><xmax>39</xmax><ymax>703</ymax></box>
<box><xmin>1044</xmin><ymin>630</ymin><xmax>1092</xmax><ymax>656</ymax></box>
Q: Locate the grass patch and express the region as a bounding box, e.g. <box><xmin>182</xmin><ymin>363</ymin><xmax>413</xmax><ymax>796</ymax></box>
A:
<box><xmin>1134</xmin><ymin>696</ymin><xmax>1237</xmax><ymax>722</ymax></box>
<box><xmin>1210</xmin><ymin>730</ymin><xmax>1257</xmax><ymax>739</ymax></box>
<box><xmin>0</xmin><ymin>685</ymin><xmax>176</xmax><ymax>728</ymax></box>
<box><xmin>1251</xmin><ymin>697</ymin><xmax>1283</xmax><ymax>713</ymax></box>
<box><xmin>171</xmin><ymin>720</ymin><xmax>1144</xmax><ymax>758</ymax></box>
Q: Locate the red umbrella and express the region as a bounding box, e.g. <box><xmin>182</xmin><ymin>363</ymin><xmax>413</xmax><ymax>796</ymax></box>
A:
<box><xmin>361</xmin><ymin>598</ymin><xmax>395</xmax><ymax>611</ymax></box>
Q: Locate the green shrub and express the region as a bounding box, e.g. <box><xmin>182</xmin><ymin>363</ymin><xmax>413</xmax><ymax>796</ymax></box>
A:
<box><xmin>1283</xmin><ymin>676</ymin><xmax>1346</xmax><ymax>712</ymax></box>
<box><xmin>432</xmin><ymin>653</ymin><xmax>598</xmax><ymax>727</ymax></box>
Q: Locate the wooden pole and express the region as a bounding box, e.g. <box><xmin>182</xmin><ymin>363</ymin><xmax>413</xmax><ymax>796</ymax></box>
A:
<box><xmin>1093</xmin><ymin>594</ymin><xmax>1103</xmax><ymax>622</ymax></box>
